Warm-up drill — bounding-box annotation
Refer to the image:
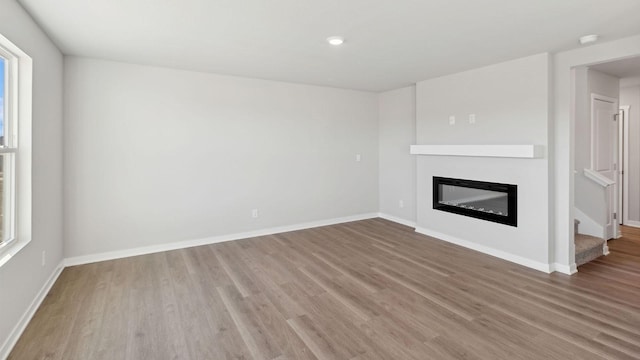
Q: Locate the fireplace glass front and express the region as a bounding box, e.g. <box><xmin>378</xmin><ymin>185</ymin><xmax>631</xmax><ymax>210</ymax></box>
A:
<box><xmin>433</xmin><ymin>177</ymin><xmax>517</xmax><ymax>227</ymax></box>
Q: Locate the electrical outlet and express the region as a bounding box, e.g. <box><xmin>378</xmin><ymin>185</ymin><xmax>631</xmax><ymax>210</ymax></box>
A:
<box><xmin>41</xmin><ymin>250</ymin><xmax>46</xmax><ymax>267</ymax></box>
<box><xmin>469</xmin><ymin>114</ymin><xmax>476</xmax><ymax>124</ymax></box>
<box><xmin>355</xmin><ymin>154</ymin><xmax>361</xmax><ymax>162</ymax></box>
<box><xmin>399</xmin><ymin>200</ymin><xmax>404</xmax><ymax>208</ymax></box>
<box><xmin>251</xmin><ymin>209</ymin><xmax>259</xmax><ymax>218</ymax></box>
<box><xmin>449</xmin><ymin>116</ymin><xmax>455</xmax><ymax>125</ymax></box>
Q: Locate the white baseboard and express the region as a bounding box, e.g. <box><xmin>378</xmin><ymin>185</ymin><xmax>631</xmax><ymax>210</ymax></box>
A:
<box><xmin>623</xmin><ymin>220</ymin><xmax>640</xmax><ymax>228</ymax></box>
<box><xmin>551</xmin><ymin>262</ymin><xmax>577</xmax><ymax>275</ymax></box>
<box><xmin>65</xmin><ymin>213</ymin><xmax>379</xmax><ymax>267</ymax></box>
<box><xmin>414</xmin><ymin>226</ymin><xmax>554</xmax><ymax>274</ymax></box>
<box><xmin>377</xmin><ymin>213</ymin><xmax>416</xmax><ymax>228</ymax></box>
<box><xmin>0</xmin><ymin>261</ymin><xmax>64</xmax><ymax>360</ymax></box>
<box><xmin>2</xmin><ymin>213</ymin><xmax>379</xmax><ymax>358</ymax></box>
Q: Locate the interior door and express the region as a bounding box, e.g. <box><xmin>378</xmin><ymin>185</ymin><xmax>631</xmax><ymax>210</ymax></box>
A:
<box><xmin>592</xmin><ymin>97</ymin><xmax>619</xmax><ymax>239</ymax></box>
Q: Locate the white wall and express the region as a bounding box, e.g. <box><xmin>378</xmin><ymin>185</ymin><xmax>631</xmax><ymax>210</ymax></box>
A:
<box><xmin>0</xmin><ymin>0</ymin><xmax>64</xmax><ymax>356</ymax></box>
<box><xmin>415</xmin><ymin>53</ymin><xmax>551</xmax><ymax>270</ymax></box>
<box><xmin>378</xmin><ymin>86</ymin><xmax>416</xmax><ymax>224</ymax></box>
<box><xmin>621</xmin><ymin>76</ymin><xmax>640</xmax><ymax>88</ymax></box>
<box><xmin>64</xmin><ymin>57</ymin><xmax>379</xmax><ymax>258</ymax></box>
<box><xmin>554</xmin><ymin>33</ymin><xmax>640</xmax><ymax>272</ymax></box>
<box><xmin>589</xmin><ymin>69</ymin><xmax>620</xmax><ymax>100</ymax></box>
<box><xmin>620</xmin><ymin>84</ymin><xmax>640</xmax><ymax>222</ymax></box>
<box><xmin>573</xmin><ymin>69</ymin><xmax>619</xmax><ymax>233</ymax></box>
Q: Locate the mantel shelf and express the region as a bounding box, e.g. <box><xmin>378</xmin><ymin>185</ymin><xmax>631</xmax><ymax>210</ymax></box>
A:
<box><xmin>410</xmin><ymin>145</ymin><xmax>543</xmax><ymax>159</ymax></box>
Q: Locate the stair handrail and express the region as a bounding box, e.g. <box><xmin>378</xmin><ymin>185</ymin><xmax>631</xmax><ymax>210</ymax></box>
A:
<box><xmin>583</xmin><ymin>168</ymin><xmax>614</xmax><ymax>188</ymax></box>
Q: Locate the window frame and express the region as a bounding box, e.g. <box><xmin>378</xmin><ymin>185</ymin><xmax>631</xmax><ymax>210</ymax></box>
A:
<box><xmin>0</xmin><ymin>47</ymin><xmax>17</xmax><ymax>249</ymax></box>
<box><xmin>0</xmin><ymin>33</ymin><xmax>32</xmax><ymax>267</ymax></box>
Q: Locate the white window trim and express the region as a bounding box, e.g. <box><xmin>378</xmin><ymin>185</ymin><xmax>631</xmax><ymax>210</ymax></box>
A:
<box><xmin>0</xmin><ymin>33</ymin><xmax>32</xmax><ymax>268</ymax></box>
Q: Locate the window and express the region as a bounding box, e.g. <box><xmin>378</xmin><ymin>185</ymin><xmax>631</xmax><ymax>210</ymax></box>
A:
<box><xmin>0</xmin><ymin>55</ymin><xmax>9</xmax><ymax>246</ymax></box>
<box><xmin>0</xmin><ymin>33</ymin><xmax>32</xmax><ymax>266</ymax></box>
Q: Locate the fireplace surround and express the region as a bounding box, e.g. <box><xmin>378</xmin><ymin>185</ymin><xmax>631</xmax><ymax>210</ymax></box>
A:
<box><xmin>433</xmin><ymin>177</ymin><xmax>517</xmax><ymax>227</ymax></box>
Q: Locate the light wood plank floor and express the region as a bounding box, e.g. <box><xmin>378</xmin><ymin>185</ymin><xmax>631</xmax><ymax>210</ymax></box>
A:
<box><xmin>9</xmin><ymin>219</ymin><xmax>640</xmax><ymax>359</ymax></box>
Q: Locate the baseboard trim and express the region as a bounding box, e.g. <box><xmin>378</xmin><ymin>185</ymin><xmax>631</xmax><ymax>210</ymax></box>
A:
<box><xmin>377</xmin><ymin>213</ymin><xmax>416</xmax><ymax>228</ymax></box>
<box><xmin>414</xmin><ymin>226</ymin><xmax>554</xmax><ymax>274</ymax></box>
<box><xmin>65</xmin><ymin>213</ymin><xmax>379</xmax><ymax>267</ymax></box>
<box><xmin>623</xmin><ymin>220</ymin><xmax>640</xmax><ymax>228</ymax></box>
<box><xmin>0</xmin><ymin>261</ymin><xmax>64</xmax><ymax>360</ymax></box>
<box><xmin>550</xmin><ymin>262</ymin><xmax>577</xmax><ymax>275</ymax></box>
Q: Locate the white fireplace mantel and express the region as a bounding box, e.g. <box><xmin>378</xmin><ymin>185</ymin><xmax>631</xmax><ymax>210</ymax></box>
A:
<box><xmin>409</xmin><ymin>145</ymin><xmax>543</xmax><ymax>159</ymax></box>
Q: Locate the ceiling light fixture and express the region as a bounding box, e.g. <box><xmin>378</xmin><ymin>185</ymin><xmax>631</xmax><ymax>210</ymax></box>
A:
<box><xmin>327</xmin><ymin>36</ymin><xmax>344</xmax><ymax>46</ymax></box>
<box><xmin>579</xmin><ymin>34</ymin><xmax>599</xmax><ymax>45</ymax></box>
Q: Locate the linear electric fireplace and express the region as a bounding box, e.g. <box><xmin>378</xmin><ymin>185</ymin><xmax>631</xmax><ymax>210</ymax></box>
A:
<box><xmin>433</xmin><ymin>177</ymin><xmax>517</xmax><ymax>227</ymax></box>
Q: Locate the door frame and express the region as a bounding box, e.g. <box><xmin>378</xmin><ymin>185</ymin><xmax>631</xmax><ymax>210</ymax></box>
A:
<box><xmin>590</xmin><ymin>93</ymin><xmax>619</xmax><ymax>240</ymax></box>
<box><xmin>620</xmin><ymin>105</ymin><xmax>640</xmax><ymax>228</ymax></box>
<box><xmin>619</xmin><ymin>105</ymin><xmax>626</xmax><ymax>226</ymax></box>
<box><xmin>556</xmin><ymin>35</ymin><xmax>640</xmax><ymax>275</ymax></box>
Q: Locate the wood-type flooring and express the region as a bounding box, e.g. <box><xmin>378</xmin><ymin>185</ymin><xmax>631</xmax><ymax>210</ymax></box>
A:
<box><xmin>9</xmin><ymin>219</ymin><xmax>640</xmax><ymax>359</ymax></box>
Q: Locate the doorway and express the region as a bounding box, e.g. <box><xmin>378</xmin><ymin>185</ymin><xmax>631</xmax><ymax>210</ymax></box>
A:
<box><xmin>619</xmin><ymin>105</ymin><xmax>640</xmax><ymax>228</ymax></box>
<box><xmin>590</xmin><ymin>57</ymin><xmax>640</xmax><ymax>230</ymax></box>
<box><xmin>573</xmin><ymin>56</ymin><xmax>640</xmax><ymax>266</ymax></box>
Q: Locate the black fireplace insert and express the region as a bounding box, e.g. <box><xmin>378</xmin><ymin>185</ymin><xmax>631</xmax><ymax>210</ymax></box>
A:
<box><xmin>433</xmin><ymin>177</ymin><xmax>517</xmax><ymax>227</ymax></box>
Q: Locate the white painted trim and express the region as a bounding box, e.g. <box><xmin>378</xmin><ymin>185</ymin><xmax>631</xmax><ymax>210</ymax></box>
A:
<box><xmin>65</xmin><ymin>213</ymin><xmax>379</xmax><ymax>267</ymax></box>
<box><xmin>0</xmin><ymin>239</ymin><xmax>30</xmax><ymax>268</ymax></box>
<box><xmin>623</xmin><ymin>220</ymin><xmax>640</xmax><ymax>228</ymax></box>
<box><xmin>551</xmin><ymin>262</ymin><xmax>577</xmax><ymax>275</ymax></box>
<box><xmin>621</xmin><ymin>105</ymin><xmax>632</xmax><ymax>226</ymax></box>
<box><xmin>409</xmin><ymin>144</ymin><xmax>543</xmax><ymax>158</ymax></box>
<box><xmin>414</xmin><ymin>226</ymin><xmax>554</xmax><ymax>274</ymax></box>
<box><xmin>377</xmin><ymin>213</ymin><xmax>416</xmax><ymax>228</ymax></box>
<box><xmin>583</xmin><ymin>168</ymin><xmax>614</xmax><ymax>187</ymax></box>
<box><xmin>0</xmin><ymin>33</ymin><xmax>33</xmax><ymax>269</ymax></box>
<box><xmin>0</xmin><ymin>261</ymin><xmax>64</xmax><ymax>360</ymax></box>
<box><xmin>619</xmin><ymin>106</ymin><xmax>628</xmax><ymax>226</ymax></box>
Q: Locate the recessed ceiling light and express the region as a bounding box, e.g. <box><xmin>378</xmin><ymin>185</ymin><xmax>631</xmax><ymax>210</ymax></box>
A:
<box><xmin>579</xmin><ymin>34</ymin><xmax>599</xmax><ymax>45</ymax></box>
<box><xmin>327</xmin><ymin>36</ymin><xmax>344</xmax><ymax>46</ymax></box>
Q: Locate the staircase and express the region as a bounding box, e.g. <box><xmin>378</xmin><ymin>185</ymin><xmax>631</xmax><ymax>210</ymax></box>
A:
<box><xmin>574</xmin><ymin>219</ymin><xmax>605</xmax><ymax>266</ymax></box>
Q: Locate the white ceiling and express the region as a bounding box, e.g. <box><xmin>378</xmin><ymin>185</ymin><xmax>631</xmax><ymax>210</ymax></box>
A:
<box><xmin>18</xmin><ymin>0</ymin><xmax>640</xmax><ymax>92</ymax></box>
